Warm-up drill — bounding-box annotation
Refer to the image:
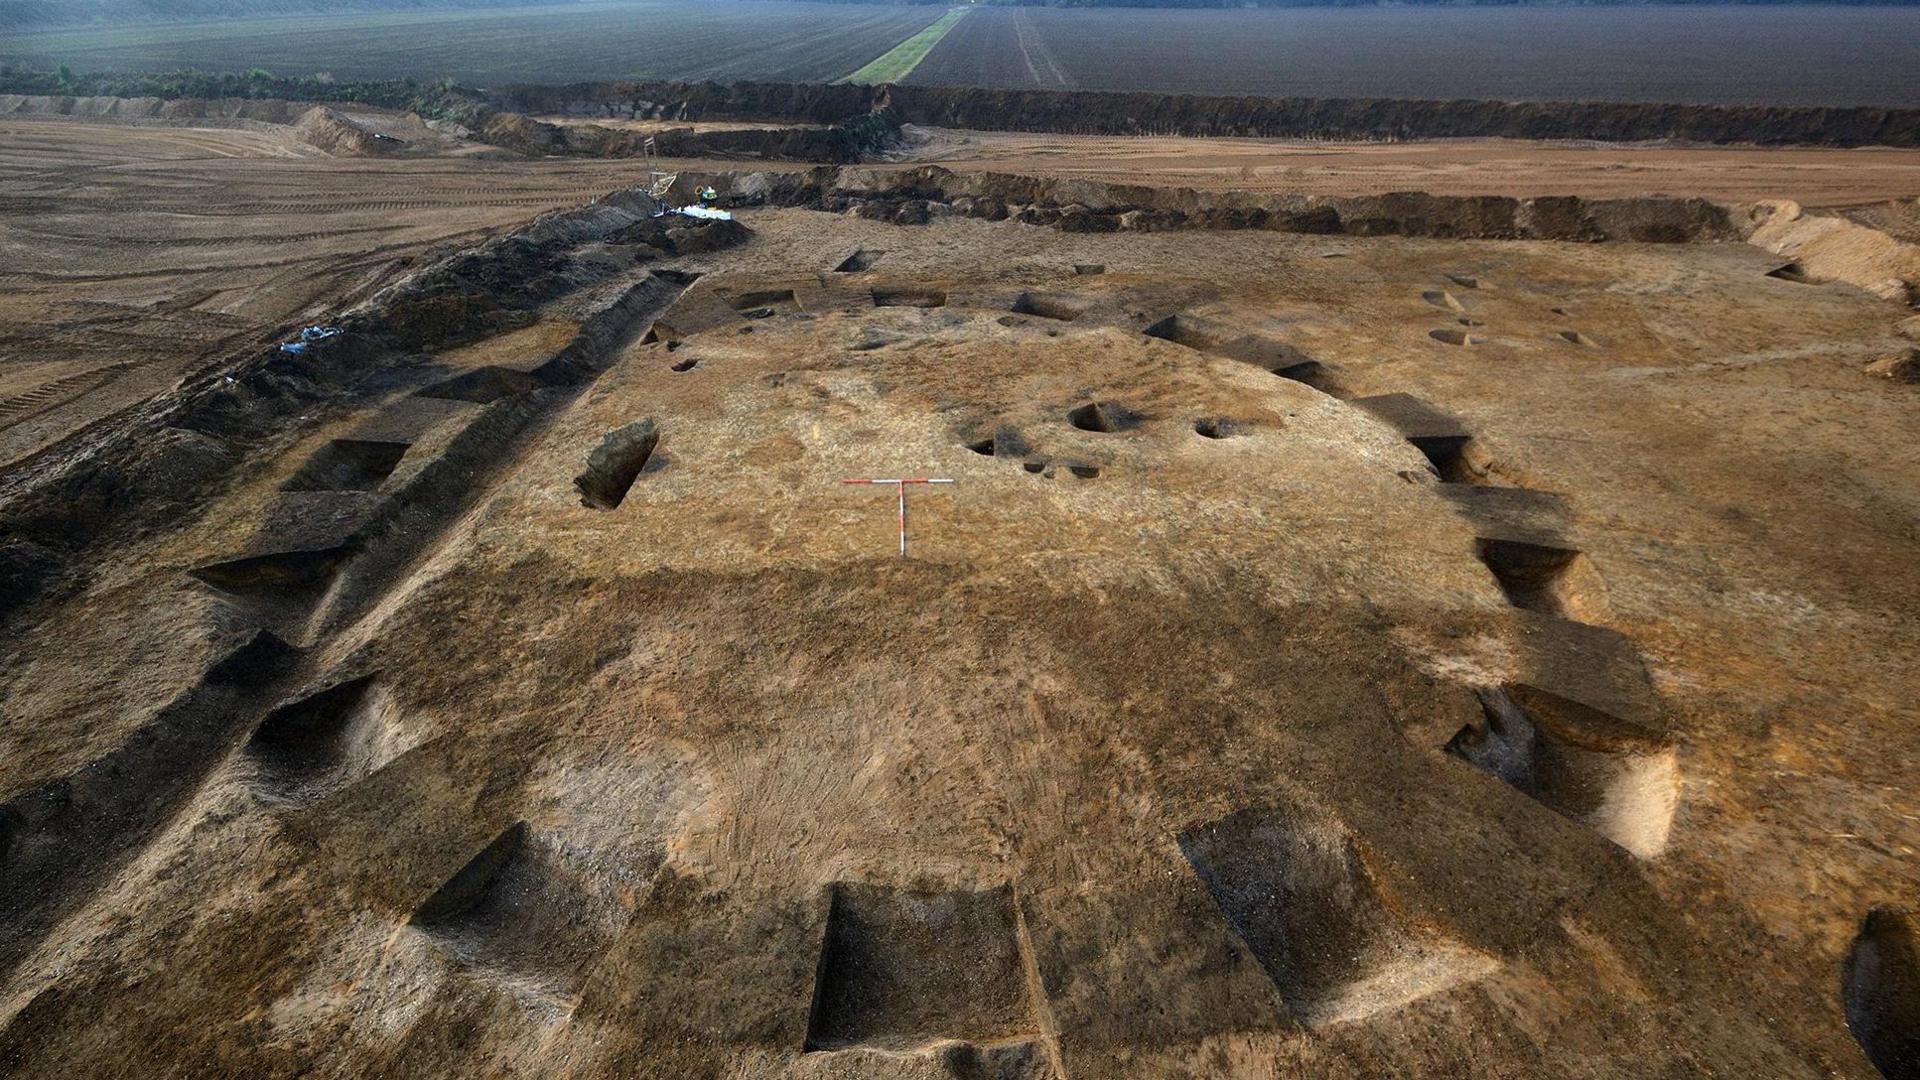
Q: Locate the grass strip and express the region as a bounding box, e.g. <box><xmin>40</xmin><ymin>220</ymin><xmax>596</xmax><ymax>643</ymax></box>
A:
<box><xmin>839</xmin><ymin>7</ymin><xmax>966</xmax><ymax>86</ymax></box>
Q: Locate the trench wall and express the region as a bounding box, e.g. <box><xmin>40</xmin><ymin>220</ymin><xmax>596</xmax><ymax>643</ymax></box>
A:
<box><xmin>491</xmin><ymin>80</ymin><xmax>1920</xmax><ymax>149</ymax></box>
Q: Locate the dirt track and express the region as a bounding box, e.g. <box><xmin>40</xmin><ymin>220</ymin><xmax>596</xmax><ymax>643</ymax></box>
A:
<box><xmin>0</xmin><ymin>116</ymin><xmax>654</xmax><ymax>469</ymax></box>
<box><xmin>899</xmin><ymin>126</ymin><xmax>1920</xmax><ymax>204</ymax></box>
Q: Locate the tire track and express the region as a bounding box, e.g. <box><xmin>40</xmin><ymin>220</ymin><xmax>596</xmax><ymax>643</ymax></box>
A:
<box><xmin>1013</xmin><ymin>8</ymin><xmax>1075</xmax><ymax>91</ymax></box>
<box><xmin>0</xmin><ymin>361</ymin><xmax>145</xmax><ymax>432</ymax></box>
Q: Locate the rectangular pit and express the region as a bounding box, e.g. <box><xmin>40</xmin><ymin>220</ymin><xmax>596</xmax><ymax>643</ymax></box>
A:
<box><xmin>871</xmin><ymin>288</ymin><xmax>947</xmax><ymax>309</ymax></box>
<box><xmin>1178</xmin><ymin>807</ymin><xmax>1495</xmax><ymax>1026</ymax></box>
<box><xmin>1011</xmin><ymin>292</ymin><xmax>1087</xmax><ymax>322</ymax></box>
<box><xmin>411</xmin><ymin>821</ymin><xmax>634</xmax><ymax>996</ymax></box>
<box><xmin>243</xmin><ymin>673</ymin><xmax>407</xmax><ymax>802</ymax></box>
<box><xmin>1447</xmin><ymin>684</ymin><xmax>1678</xmax><ymax>858</ymax></box>
<box><xmin>574</xmin><ymin>419</ymin><xmax>660</xmax><ymax>510</ymax></box>
<box><xmin>805</xmin><ymin>882</ymin><xmax>1037</xmax><ymax>1053</ymax></box>
<box><xmin>1475</xmin><ymin>538</ymin><xmax>1612</xmax><ymax>622</ymax></box>
<box><xmin>281</xmin><ymin>439</ymin><xmax>409</xmax><ymax>493</ymax></box>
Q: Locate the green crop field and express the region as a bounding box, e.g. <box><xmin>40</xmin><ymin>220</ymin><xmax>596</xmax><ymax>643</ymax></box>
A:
<box><xmin>0</xmin><ymin>0</ymin><xmax>947</xmax><ymax>86</ymax></box>
<box><xmin>840</xmin><ymin>6</ymin><xmax>963</xmax><ymax>86</ymax></box>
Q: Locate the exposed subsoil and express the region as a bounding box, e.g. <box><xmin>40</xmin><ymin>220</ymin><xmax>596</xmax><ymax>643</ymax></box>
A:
<box><xmin>0</xmin><ymin>155</ymin><xmax>1912</xmax><ymax>1068</ymax></box>
<box><xmin>0</xmin><ymin>115</ymin><xmax>657</xmax><ymax>469</ymax></box>
<box><xmin>495</xmin><ymin>78</ymin><xmax>1920</xmax><ymax>148</ymax></box>
<box><xmin>1</xmin><ymin>112</ymin><xmax>1918</xmax><ymax>1079</ymax></box>
<box><xmin>895</xmin><ymin>127</ymin><xmax>1920</xmax><ymax>205</ymax></box>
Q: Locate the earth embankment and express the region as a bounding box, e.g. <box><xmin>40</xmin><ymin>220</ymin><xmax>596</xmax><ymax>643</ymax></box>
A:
<box><xmin>493</xmin><ymin>79</ymin><xmax>1920</xmax><ymax>148</ymax></box>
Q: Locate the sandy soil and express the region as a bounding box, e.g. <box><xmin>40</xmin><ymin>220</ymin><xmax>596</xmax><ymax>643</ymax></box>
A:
<box><xmin>11</xmin><ymin>112</ymin><xmax>1919</xmax><ymax>474</ymax></box>
<box><xmin>536</xmin><ymin>115</ymin><xmax>825</xmax><ymax>134</ymax></box>
<box><xmin>1</xmin><ymin>188</ymin><xmax>1918</xmax><ymax>1076</ymax></box>
<box><xmin>3</xmin><ymin>111</ymin><xmax>1920</xmax><ymax>1077</ymax></box>
<box><xmin>0</xmin><ymin>115</ymin><xmax>654</xmax><ymax>469</ymax></box>
<box><xmin>897</xmin><ymin>125</ymin><xmax>1920</xmax><ymax>205</ymax></box>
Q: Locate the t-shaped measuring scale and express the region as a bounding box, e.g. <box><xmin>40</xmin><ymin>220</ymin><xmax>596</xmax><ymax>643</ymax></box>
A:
<box><xmin>840</xmin><ymin>477</ymin><xmax>955</xmax><ymax>558</ymax></box>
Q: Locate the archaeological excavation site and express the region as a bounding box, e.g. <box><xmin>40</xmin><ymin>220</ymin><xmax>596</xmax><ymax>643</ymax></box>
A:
<box><xmin>2</xmin><ymin>77</ymin><xmax>1920</xmax><ymax>1080</ymax></box>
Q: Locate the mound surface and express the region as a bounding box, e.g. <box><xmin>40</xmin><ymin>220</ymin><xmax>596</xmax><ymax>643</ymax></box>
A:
<box><xmin>0</xmin><ymin>189</ymin><xmax>1916</xmax><ymax>1079</ymax></box>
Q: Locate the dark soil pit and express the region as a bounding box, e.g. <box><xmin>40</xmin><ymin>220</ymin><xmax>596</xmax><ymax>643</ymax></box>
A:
<box><xmin>963</xmin><ymin>427</ymin><xmax>1029</xmax><ymax>460</ymax></box>
<box><xmin>0</xmin><ymin>630</ymin><xmax>296</xmax><ymax>967</ymax></box>
<box><xmin>1474</xmin><ymin>537</ymin><xmax>1612</xmax><ymax>622</ymax></box>
<box><xmin>1845</xmin><ymin>907</ymin><xmax>1920</xmax><ymax>1080</ymax></box>
<box><xmin>1068</xmin><ymin>464</ymin><xmax>1101</xmax><ymax>479</ymax></box>
<box><xmin>1143</xmin><ymin>314</ymin><xmax>1225</xmax><ymax>351</ymax></box>
<box><xmin>191</xmin><ymin>543</ymin><xmax>349</xmax><ymax>590</ymax></box>
<box><xmin>417</xmin><ymin>366</ymin><xmax>544</xmax><ymax>404</ymax></box>
<box><xmin>729</xmin><ymin>288</ymin><xmax>799</xmax><ymax>313</ymax></box>
<box><xmin>1023</xmin><ymin>461</ymin><xmax>1046</xmax><ymax>474</ymax></box>
<box><xmin>670</xmin><ymin>357</ymin><xmax>698</xmax><ymax>373</ymax></box>
<box><xmin>411</xmin><ymin>821</ymin><xmax>636</xmax><ymax>997</ymax></box>
<box><xmin>190</xmin><ymin>549</ymin><xmax>350</xmax><ymax>640</ymax></box>
<box><xmin>1067</xmin><ymin>401</ymin><xmax>1140</xmax><ymax>434</ymax></box>
<box><xmin>243</xmin><ymin>673</ymin><xmax>401</xmax><ymax>801</ymax></box>
<box><xmin>1558</xmin><ymin>331</ymin><xmax>1599</xmax><ymax>347</ymax></box>
<box><xmin>1423</xmin><ymin>290</ymin><xmax>1467</xmax><ymax>313</ymax></box>
<box><xmin>1271</xmin><ymin>359</ymin><xmax>1342</xmax><ymax>394</ymax></box>
<box><xmin>1430</xmin><ymin>329</ymin><xmax>1485</xmax><ymax>347</ymax></box>
<box><xmin>1072</xmin><ymin>264</ymin><xmax>1105</xmax><ymax>276</ymax></box>
<box><xmin>575</xmin><ymin>419</ymin><xmax>660</xmax><ymax>510</ymax></box>
<box><xmin>834</xmin><ymin>249</ymin><xmax>883</xmax><ymax>273</ymax></box>
<box><xmin>1179</xmin><ymin>806</ymin><xmax>1495</xmax><ymax>1026</ymax></box>
<box><xmin>1766</xmin><ymin>261</ymin><xmax>1812</xmax><ymax>283</ymax></box>
<box><xmin>281</xmin><ymin>440</ymin><xmax>409</xmax><ymax>493</ymax></box>
<box><xmin>804</xmin><ymin>882</ymin><xmax>1036</xmax><ymax>1052</ymax></box>
<box><xmin>1446</xmin><ymin>684</ymin><xmax>1677</xmax><ymax>859</ymax></box>
<box><xmin>1411</xmin><ymin>434</ymin><xmax>1489</xmax><ymax>484</ymax></box>
<box><xmin>1010</xmin><ymin>292</ymin><xmax>1087</xmax><ymax>322</ymax></box>
<box><xmin>1446</xmin><ymin>273</ymin><xmax>1480</xmax><ymax>289</ymax></box>
<box><xmin>871</xmin><ymin>288</ymin><xmax>946</xmax><ymax>309</ymax></box>
<box><xmin>1194</xmin><ymin>418</ymin><xmax>1242</xmax><ymax>440</ymax></box>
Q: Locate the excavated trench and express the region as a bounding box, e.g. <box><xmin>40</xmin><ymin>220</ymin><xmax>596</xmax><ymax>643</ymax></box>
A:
<box><xmin>0</xmin><ymin>630</ymin><xmax>297</xmax><ymax>977</ymax></box>
<box><xmin>0</xmin><ymin>136</ymin><xmax>1909</xmax><ymax>1079</ymax></box>
<box><xmin>281</xmin><ymin>440</ymin><xmax>409</xmax><ymax>493</ymax></box>
<box><xmin>871</xmin><ymin>288</ymin><xmax>947</xmax><ymax>309</ymax></box>
<box><xmin>242</xmin><ymin>674</ymin><xmax>405</xmax><ymax>802</ymax></box>
<box><xmin>1846</xmin><ymin>908</ymin><xmax>1920</xmax><ymax>1080</ymax></box>
<box><xmin>493</xmin><ymin>79</ymin><xmax>1920</xmax><ymax>148</ymax></box>
<box><xmin>1475</xmin><ymin>538</ymin><xmax>1613</xmax><ymax>623</ymax></box>
<box><xmin>1447</xmin><ymin>685</ymin><xmax>1677</xmax><ymax>859</ymax></box>
<box><xmin>804</xmin><ymin>883</ymin><xmax>1039</xmax><ymax>1054</ymax></box>
<box><xmin>0</xmin><ymin>196</ymin><xmax>735</xmax><ymax>1004</ymax></box>
<box><xmin>1067</xmin><ymin>402</ymin><xmax>1140</xmax><ymax>434</ymax></box>
<box><xmin>1179</xmin><ymin>806</ymin><xmax>1495</xmax><ymax>1026</ymax></box>
<box><xmin>1010</xmin><ymin>292</ymin><xmax>1087</xmax><ymax>322</ymax></box>
<box><xmin>575</xmin><ymin>419</ymin><xmax>661</xmax><ymax>510</ymax></box>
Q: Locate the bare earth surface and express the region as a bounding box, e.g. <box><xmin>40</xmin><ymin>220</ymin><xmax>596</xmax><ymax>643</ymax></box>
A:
<box><xmin>0</xmin><ymin>116</ymin><xmax>650</xmax><ymax>468</ymax></box>
<box><xmin>537</xmin><ymin>115</ymin><xmax>826</xmax><ymax>133</ymax></box>
<box><xmin>1</xmin><ymin>111</ymin><xmax>1919</xmax><ymax>1078</ymax></box>
<box><xmin>899</xmin><ymin>126</ymin><xmax>1920</xmax><ymax>204</ymax></box>
<box><xmin>3</xmin><ymin>198</ymin><xmax>1918</xmax><ymax>1078</ymax></box>
<box><xmin>9</xmin><ymin>113</ymin><xmax>1920</xmax><ymax>474</ymax></box>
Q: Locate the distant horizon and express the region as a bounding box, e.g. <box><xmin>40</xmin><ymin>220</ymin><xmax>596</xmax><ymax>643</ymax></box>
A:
<box><xmin>6</xmin><ymin>0</ymin><xmax>1919</xmax><ymax>106</ymax></box>
<box><xmin>11</xmin><ymin>0</ymin><xmax>1920</xmax><ymax>29</ymax></box>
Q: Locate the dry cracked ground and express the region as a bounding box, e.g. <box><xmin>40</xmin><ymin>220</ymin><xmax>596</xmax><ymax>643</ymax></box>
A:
<box><xmin>2</xmin><ymin>115</ymin><xmax>1920</xmax><ymax>1079</ymax></box>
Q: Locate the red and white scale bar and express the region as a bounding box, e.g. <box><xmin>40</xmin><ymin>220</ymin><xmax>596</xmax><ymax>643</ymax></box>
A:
<box><xmin>841</xmin><ymin>477</ymin><xmax>955</xmax><ymax>558</ymax></box>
